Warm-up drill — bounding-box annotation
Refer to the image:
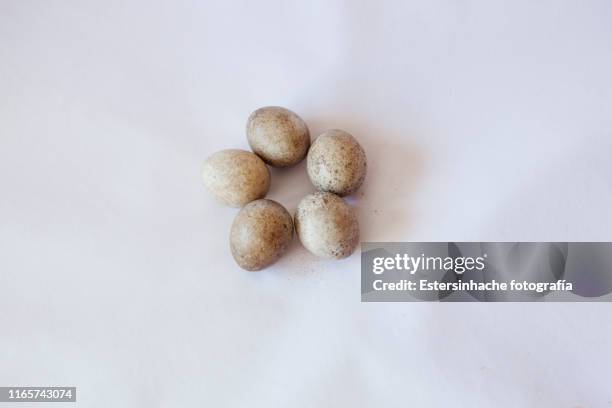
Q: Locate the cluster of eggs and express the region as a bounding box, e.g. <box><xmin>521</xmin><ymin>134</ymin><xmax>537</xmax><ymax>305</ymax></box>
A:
<box><xmin>202</xmin><ymin>106</ymin><xmax>367</xmax><ymax>271</ymax></box>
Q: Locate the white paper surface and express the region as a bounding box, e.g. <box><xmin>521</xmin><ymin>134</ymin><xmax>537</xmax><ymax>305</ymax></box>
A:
<box><xmin>1</xmin><ymin>1</ymin><xmax>612</xmax><ymax>406</ymax></box>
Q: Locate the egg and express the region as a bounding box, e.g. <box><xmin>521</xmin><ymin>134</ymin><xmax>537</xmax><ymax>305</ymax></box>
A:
<box><xmin>230</xmin><ymin>199</ymin><xmax>294</xmax><ymax>271</ymax></box>
<box><xmin>294</xmin><ymin>192</ymin><xmax>359</xmax><ymax>259</ymax></box>
<box><xmin>202</xmin><ymin>149</ymin><xmax>270</xmax><ymax>207</ymax></box>
<box><xmin>307</xmin><ymin>129</ymin><xmax>367</xmax><ymax>196</ymax></box>
<box><xmin>246</xmin><ymin>106</ymin><xmax>310</xmax><ymax>167</ymax></box>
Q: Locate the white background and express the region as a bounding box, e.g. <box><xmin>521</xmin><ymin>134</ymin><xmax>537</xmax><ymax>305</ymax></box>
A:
<box><xmin>1</xmin><ymin>0</ymin><xmax>612</xmax><ymax>406</ymax></box>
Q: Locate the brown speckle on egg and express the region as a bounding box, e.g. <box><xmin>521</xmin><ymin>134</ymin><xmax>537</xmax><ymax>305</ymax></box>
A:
<box><xmin>294</xmin><ymin>192</ymin><xmax>359</xmax><ymax>259</ymax></box>
<box><xmin>307</xmin><ymin>129</ymin><xmax>366</xmax><ymax>196</ymax></box>
<box><xmin>246</xmin><ymin>106</ymin><xmax>310</xmax><ymax>167</ymax></box>
<box><xmin>230</xmin><ymin>199</ymin><xmax>294</xmax><ymax>270</ymax></box>
<box><xmin>202</xmin><ymin>149</ymin><xmax>270</xmax><ymax>208</ymax></box>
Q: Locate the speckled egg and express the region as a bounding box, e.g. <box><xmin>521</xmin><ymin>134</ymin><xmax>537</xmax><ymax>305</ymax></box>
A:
<box><xmin>307</xmin><ymin>129</ymin><xmax>367</xmax><ymax>196</ymax></box>
<box><xmin>202</xmin><ymin>149</ymin><xmax>270</xmax><ymax>208</ymax></box>
<box><xmin>294</xmin><ymin>192</ymin><xmax>359</xmax><ymax>259</ymax></box>
<box><xmin>230</xmin><ymin>199</ymin><xmax>294</xmax><ymax>271</ymax></box>
<box><xmin>246</xmin><ymin>106</ymin><xmax>310</xmax><ymax>167</ymax></box>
